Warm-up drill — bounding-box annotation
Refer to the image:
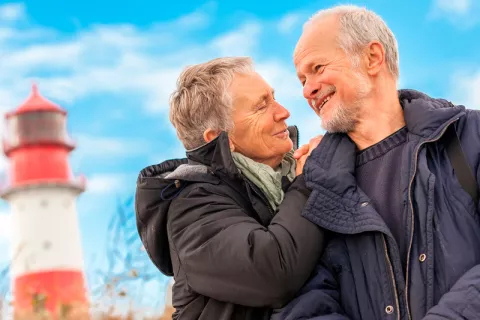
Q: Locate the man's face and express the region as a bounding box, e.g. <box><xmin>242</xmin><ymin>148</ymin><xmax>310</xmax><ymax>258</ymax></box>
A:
<box><xmin>229</xmin><ymin>72</ymin><xmax>293</xmax><ymax>167</ymax></box>
<box><xmin>293</xmin><ymin>15</ymin><xmax>371</xmax><ymax>133</ymax></box>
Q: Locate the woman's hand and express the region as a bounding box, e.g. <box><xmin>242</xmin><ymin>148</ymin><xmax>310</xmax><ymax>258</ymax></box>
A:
<box><xmin>294</xmin><ymin>135</ymin><xmax>323</xmax><ymax>176</ymax></box>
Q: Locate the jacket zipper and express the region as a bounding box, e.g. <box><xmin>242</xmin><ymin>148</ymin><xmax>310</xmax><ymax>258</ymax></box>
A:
<box><xmin>245</xmin><ymin>178</ymin><xmax>275</xmax><ymax>217</ymax></box>
<box><xmin>382</xmin><ymin>235</ymin><xmax>400</xmax><ymax>320</ymax></box>
<box><xmin>404</xmin><ymin>118</ymin><xmax>459</xmax><ymax>320</ymax></box>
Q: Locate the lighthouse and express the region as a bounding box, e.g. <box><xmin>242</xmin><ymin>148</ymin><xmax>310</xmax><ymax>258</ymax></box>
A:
<box><xmin>1</xmin><ymin>85</ymin><xmax>90</xmax><ymax>319</ymax></box>
<box><xmin>159</xmin><ymin>279</ymin><xmax>175</xmax><ymax>320</ymax></box>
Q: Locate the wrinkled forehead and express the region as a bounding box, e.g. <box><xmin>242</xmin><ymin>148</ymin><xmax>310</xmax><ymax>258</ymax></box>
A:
<box><xmin>230</xmin><ymin>72</ymin><xmax>273</xmax><ymax>103</ymax></box>
<box><xmin>294</xmin><ymin>19</ymin><xmax>340</xmax><ymax>71</ymax></box>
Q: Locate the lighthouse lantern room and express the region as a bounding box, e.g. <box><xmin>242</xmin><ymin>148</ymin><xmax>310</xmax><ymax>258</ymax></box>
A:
<box><xmin>3</xmin><ymin>84</ymin><xmax>78</xmax><ymax>187</ymax></box>
<box><xmin>1</xmin><ymin>84</ymin><xmax>89</xmax><ymax>319</ymax></box>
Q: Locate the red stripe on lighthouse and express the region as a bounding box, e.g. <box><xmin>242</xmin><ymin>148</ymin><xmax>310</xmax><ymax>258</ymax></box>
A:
<box><xmin>14</xmin><ymin>270</ymin><xmax>89</xmax><ymax>318</ymax></box>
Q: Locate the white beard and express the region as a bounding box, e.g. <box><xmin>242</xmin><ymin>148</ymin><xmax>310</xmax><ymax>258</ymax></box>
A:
<box><xmin>321</xmin><ymin>72</ymin><xmax>371</xmax><ymax>133</ymax></box>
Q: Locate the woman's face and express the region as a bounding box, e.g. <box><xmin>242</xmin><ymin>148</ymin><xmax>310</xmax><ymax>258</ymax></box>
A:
<box><xmin>228</xmin><ymin>72</ymin><xmax>293</xmax><ymax>168</ymax></box>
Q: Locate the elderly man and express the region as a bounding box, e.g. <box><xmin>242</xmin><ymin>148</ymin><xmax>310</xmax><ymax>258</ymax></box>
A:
<box><xmin>277</xmin><ymin>4</ymin><xmax>480</xmax><ymax>320</ymax></box>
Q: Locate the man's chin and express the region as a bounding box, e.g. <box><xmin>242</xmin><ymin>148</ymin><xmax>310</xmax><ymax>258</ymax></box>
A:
<box><xmin>323</xmin><ymin>120</ymin><xmax>355</xmax><ymax>134</ymax></box>
<box><xmin>322</xmin><ymin>117</ymin><xmax>341</xmax><ymax>133</ymax></box>
<box><xmin>320</xmin><ymin>117</ymin><xmax>332</xmax><ymax>132</ymax></box>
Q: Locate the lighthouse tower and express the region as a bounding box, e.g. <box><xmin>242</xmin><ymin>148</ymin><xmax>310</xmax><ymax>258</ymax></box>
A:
<box><xmin>1</xmin><ymin>85</ymin><xmax>89</xmax><ymax>319</ymax></box>
<box><xmin>159</xmin><ymin>279</ymin><xmax>175</xmax><ymax>320</ymax></box>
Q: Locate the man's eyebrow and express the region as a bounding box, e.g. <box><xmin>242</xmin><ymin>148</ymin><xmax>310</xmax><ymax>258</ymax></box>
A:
<box><xmin>297</xmin><ymin>58</ymin><xmax>327</xmax><ymax>77</ymax></box>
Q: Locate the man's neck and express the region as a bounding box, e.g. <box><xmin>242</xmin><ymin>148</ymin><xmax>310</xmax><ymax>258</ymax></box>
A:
<box><xmin>348</xmin><ymin>89</ymin><xmax>405</xmax><ymax>151</ymax></box>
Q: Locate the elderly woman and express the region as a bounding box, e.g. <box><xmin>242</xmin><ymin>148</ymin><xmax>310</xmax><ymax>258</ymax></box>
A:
<box><xmin>135</xmin><ymin>57</ymin><xmax>325</xmax><ymax>320</ymax></box>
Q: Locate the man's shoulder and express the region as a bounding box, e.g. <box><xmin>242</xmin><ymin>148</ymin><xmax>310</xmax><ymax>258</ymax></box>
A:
<box><xmin>457</xmin><ymin>108</ymin><xmax>480</xmax><ymax>137</ymax></box>
<box><xmin>450</xmin><ymin>107</ymin><xmax>480</xmax><ymax>175</ymax></box>
<box><xmin>464</xmin><ymin>108</ymin><xmax>480</xmax><ymax>119</ymax></box>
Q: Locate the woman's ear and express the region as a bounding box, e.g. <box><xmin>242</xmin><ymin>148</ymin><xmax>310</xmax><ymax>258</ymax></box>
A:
<box><xmin>203</xmin><ymin>128</ymin><xmax>220</xmax><ymax>143</ymax></box>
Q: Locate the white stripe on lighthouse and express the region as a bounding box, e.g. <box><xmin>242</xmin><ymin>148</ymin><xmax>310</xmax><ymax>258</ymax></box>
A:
<box><xmin>165</xmin><ymin>279</ymin><xmax>174</xmax><ymax>307</ymax></box>
<box><xmin>8</xmin><ymin>186</ymin><xmax>85</xmax><ymax>277</ymax></box>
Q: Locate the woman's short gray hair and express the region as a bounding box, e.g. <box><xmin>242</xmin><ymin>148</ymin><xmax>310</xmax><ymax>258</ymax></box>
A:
<box><xmin>305</xmin><ymin>5</ymin><xmax>399</xmax><ymax>79</ymax></box>
<box><xmin>169</xmin><ymin>57</ymin><xmax>254</xmax><ymax>150</ymax></box>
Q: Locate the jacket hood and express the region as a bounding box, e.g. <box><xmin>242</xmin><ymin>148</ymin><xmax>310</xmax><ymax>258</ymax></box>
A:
<box><xmin>135</xmin><ymin>125</ymin><xmax>300</xmax><ymax>276</ymax></box>
<box><xmin>399</xmin><ymin>89</ymin><xmax>465</xmax><ymax>138</ymax></box>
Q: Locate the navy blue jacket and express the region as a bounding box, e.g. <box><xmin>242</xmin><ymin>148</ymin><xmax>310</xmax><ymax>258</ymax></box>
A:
<box><xmin>273</xmin><ymin>90</ymin><xmax>480</xmax><ymax>320</ymax></box>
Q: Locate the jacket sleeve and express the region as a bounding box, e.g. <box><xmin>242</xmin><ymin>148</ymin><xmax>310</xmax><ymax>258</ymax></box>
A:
<box><xmin>271</xmin><ymin>258</ymin><xmax>350</xmax><ymax>320</ymax></box>
<box><xmin>423</xmin><ymin>264</ymin><xmax>480</xmax><ymax>319</ymax></box>
<box><xmin>168</xmin><ymin>175</ymin><xmax>325</xmax><ymax>308</ymax></box>
<box><xmin>423</xmin><ymin>111</ymin><xmax>480</xmax><ymax>319</ymax></box>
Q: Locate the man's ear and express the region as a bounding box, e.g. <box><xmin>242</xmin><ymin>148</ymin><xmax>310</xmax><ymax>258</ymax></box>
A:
<box><xmin>203</xmin><ymin>128</ymin><xmax>220</xmax><ymax>143</ymax></box>
<box><xmin>365</xmin><ymin>41</ymin><xmax>385</xmax><ymax>77</ymax></box>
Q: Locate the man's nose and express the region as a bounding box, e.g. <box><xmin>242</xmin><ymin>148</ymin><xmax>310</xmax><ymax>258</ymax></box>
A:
<box><xmin>274</xmin><ymin>102</ymin><xmax>290</xmax><ymax>122</ymax></box>
<box><xmin>303</xmin><ymin>81</ymin><xmax>320</xmax><ymax>100</ymax></box>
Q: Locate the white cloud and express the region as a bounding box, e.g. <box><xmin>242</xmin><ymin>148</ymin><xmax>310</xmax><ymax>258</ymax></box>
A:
<box><xmin>173</xmin><ymin>9</ymin><xmax>210</xmax><ymax>29</ymax></box>
<box><xmin>433</xmin><ymin>0</ymin><xmax>471</xmax><ymax>15</ymax></box>
<box><xmin>0</xmin><ymin>7</ymin><xmax>211</xmax><ymax>113</ymax></box>
<box><xmin>85</xmin><ymin>173</ymin><xmax>131</xmax><ymax>195</ymax></box>
<box><xmin>256</xmin><ymin>59</ymin><xmax>303</xmax><ymax>102</ymax></box>
<box><xmin>149</xmin><ymin>142</ymin><xmax>187</xmax><ymax>165</ymax></box>
<box><xmin>68</xmin><ymin>135</ymin><xmax>148</xmax><ymax>180</ymax></box>
<box><xmin>0</xmin><ymin>4</ymin><xmax>223</xmax><ymax>170</ymax></box>
<box><xmin>277</xmin><ymin>13</ymin><xmax>303</xmax><ymax>34</ymax></box>
<box><xmin>429</xmin><ymin>0</ymin><xmax>479</xmax><ymax>27</ymax></box>
<box><xmin>211</xmin><ymin>22</ymin><xmax>261</xmax><ymax>57</ymax></box>
<box><xmin>450</xmin><ymin>69</ymin><xmax>480</xmax><ymax>109</ymax></box>
<box><xmin>0</xmin><ymin>21</ymin><xmax>265</xmax><ymax>116</ymax></box>
<box><xmin>0</xmin><ymin>3</ymin><xmax>303</xmax><ymax>117</ymax></box>
<box><xmin>0</xmin><ymin>2</ymin><xmax>312</xmax><ymax>175</ymax></box>
<box><xmin>0</xmin><ymin>2</ymin><xmax>25</xmax><ymax>22</ymax></box>
<box><xmin>74</xmin><ymin>135</ymin><xmax>149</xmax><ymax>159</ymax></box>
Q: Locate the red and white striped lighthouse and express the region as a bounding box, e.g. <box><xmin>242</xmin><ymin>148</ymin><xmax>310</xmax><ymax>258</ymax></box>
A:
<box><xmin>1</xmin><ymin>84</ymin><xmax>90</xmax><ymax>319</ymax></box>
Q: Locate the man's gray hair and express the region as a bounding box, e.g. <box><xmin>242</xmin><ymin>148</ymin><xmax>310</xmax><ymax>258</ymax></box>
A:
<box><xmin>169</xmin><ymin>57</ymin><xmax>254</xmax><ymax>150</ymax></box>
<box><xmin>304</xmin><ymin>5</ymin><xmax>399</xmax><ymax>79</ymax></box>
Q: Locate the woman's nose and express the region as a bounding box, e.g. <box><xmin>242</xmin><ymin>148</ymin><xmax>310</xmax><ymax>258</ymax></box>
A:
<box><xmin>274</xmin><ymin>103</ymin><xmax>290</xmax><ymax>122</ymax></box>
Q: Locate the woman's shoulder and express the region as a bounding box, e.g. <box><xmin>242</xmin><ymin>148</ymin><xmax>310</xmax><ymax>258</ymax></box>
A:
<box><xmin>166</xmin><ymin>179</ymin><xmax>253</xmax><ymax>241</ymax></box>
<box><xmin>171</xmin><ymin>178</ymin><xmax>245</xmax><ymax>209</ymax></box>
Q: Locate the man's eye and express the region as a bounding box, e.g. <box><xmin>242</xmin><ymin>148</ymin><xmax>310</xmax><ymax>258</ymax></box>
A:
<box><xmin>315</xmin><ymin>65</ymin><xmax>324</xmax><ymax>72</ymax></box>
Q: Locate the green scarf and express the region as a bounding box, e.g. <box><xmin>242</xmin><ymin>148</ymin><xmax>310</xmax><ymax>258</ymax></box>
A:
<box><xmin>231</xmin><ymin>150</ymin><xmax>296</xmax><ymax>212</ymax></box>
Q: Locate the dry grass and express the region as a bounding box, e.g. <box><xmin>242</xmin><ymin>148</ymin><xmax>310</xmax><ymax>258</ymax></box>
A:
<box><xmin>0</xmin><ymin>285</ymin><xmax>174</xmax><ymax>320</ymax></box>
<box><xmin>5</xmin><ymin>301</ymin><xmax>174</xmax><ymax>320</ymax></box>
<box><xmin>0</xmin><ymin>277</ymin><xmax>170</xmax><ymax>319</ymax></box>
<box><xmin>0</xmin><ymin>265</ymin><xmax>173</xmax><ymax>320</ymax></box>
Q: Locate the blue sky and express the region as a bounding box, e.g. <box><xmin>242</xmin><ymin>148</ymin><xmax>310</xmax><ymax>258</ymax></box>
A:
<box><xmin>0</xmin><ymin>0</ymin><xmax>478</xmax><ymax>315</ymax></box>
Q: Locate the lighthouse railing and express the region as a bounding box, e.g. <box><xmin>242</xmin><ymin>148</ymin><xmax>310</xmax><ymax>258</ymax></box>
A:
<box><xmin>0</xmin><ymin>172</ymin><xmax>87</xmax><ymax>196</ymax></box>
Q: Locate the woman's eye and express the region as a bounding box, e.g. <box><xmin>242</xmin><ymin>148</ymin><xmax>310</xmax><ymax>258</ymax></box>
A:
<box><xmin>257</xmin><ymin>103</ymin><xmax>267</xmax><ymax>110</ymax></box>
<box><xmin>315</xmin><ymin>65</ymin><xmax>324</xmax><ymax>72</ymax></box>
